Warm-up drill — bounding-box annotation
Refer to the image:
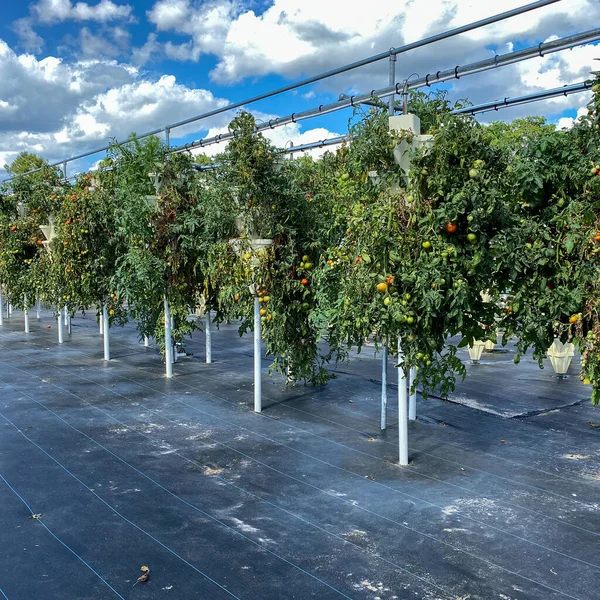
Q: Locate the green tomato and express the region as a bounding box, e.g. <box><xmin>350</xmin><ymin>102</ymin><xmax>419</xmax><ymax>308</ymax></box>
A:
<box><xmin>422</xmin><ymin>241</ymin><xmax>432</xmax><ymax>250</ymax></box>
<box><xmin>384</xmin><ymin>297</ymin><xmax>391</xmax><ymax>306</ymax></box>
<box><xmin>406</xmin><ymin>316</ymin><xmax>415</xmax><ymax>325</ymax></box>
<box><xmin>467</xmin><ymin>233</ymin><xmax>477</xmax><ymax>243</ymax></box>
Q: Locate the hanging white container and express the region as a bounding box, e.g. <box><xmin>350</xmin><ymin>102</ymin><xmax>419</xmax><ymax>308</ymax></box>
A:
<box><xmin>468</xmin><ymin>340</ymin><xmax>486</xmax><ymax>362</ymax></box>
<box><xmin>547</xmin><ymin>339</ymin><xmax>575</xmax><ymax>375</ymax></box>
<box><xmin>39</xmin><ymin>217</ymin><xmax>56</xmax><ymax>255</ymax></box>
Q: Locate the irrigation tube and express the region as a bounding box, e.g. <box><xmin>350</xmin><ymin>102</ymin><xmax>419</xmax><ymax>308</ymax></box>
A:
<box><xmin>205</xmin><ymin>312</ymin><xmax>212</xmax><ymax>364</ymax></box>
<box><xmin>164</xmin><ymin>297</ymin><xmax>173</xmax><ymax>378</ymax></box>
<box><xmin>397</xmin><ymin>337</ymin><xmax>409</xmax><ymax>466</ymax></box>
<box><xmin>179</xmin><ymin>27</ymin><xmax>600</xmax><ymax>154</ymax></box>
<box><xmin>254</xmin><ymin>296</ymin><xmax>262</xmax><ymax>413</ymax></box>
<box><xmin>102</xmin><ymin>305</ymin><xmax>110</xmax><ymax>361</ymax></box>
<box><xmin>1</xmin><ymin>0</ymin><xmax>560</xmax><ymax>183</ymax></box>
<box><xmin>455</xmin><ymin>80</ymin><xmax>594</xmax><ymax>115</ymax></box>
<box><xmin>250</xmin><ymin>80</ymin><xmax>593</xmax><ymax>159</ymax></box>
<box><xmin>24</xmin><ymin>294</ymin><xmax>29</xmax><ymax>334</ymax></box>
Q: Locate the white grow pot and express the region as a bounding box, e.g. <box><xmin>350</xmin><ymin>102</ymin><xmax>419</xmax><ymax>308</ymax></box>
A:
<box><xmin>484</xmin><ymin>340</ymin><xmax>495</xmax><ymax>351</ymax></box>
<box><xmin>468</xmin><ymin>340</ymin><xmax>486</xmax><ymax>363</ymax></box>
<box><xmin>39</xmin><ymin>217</ymin><xmax>56</xmax><ymax>256</ymax></box>
<box><xmin>547</xmin><ymin>339</ymin><xmax>575</xmax><ymax>375</ymax></box>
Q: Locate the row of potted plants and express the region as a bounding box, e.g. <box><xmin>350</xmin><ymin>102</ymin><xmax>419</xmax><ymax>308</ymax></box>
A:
<box><xmin>1</xmin><ymin>83</ymin><xmax>599</xmax><ymax>404</ymax></box>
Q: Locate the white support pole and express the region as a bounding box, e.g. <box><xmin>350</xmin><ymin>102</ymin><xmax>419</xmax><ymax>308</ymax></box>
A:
<box><xmin>409</xmin><ymin>366</ymin><xmax>417</xmax><ymax>421</ymax></box>
<box><xmin>9</xmin><ymin>303</ymin><xmax>12</xmax><ymax>316</ymax></box>
<box><xmin>205</xmin><ymin>312</ymin><xmax>212</xmax><ymax>364</ymax></box>
<box><xmin>67</xmin><ymin>311</ymin><xmax>72</xmax><ymax>336</ymax></box>
<box><xmin>24</xmin><ymin>294</ymin><xmax>29</xmax><ymax>334</ymax></box>
<box><xmin>57</xmin><ymin>309</ymin><xmax>64</xmax><ymax>344</ymax></box>
<box><xmin>36</xmin><ymin>297</ymin><xmax>41</xmax><ymax>320</ymax></box>
<box><xmin>381</xmin><ymin>345</ymin><xmax>388</xmax><ymax>430</ymax></box>
<box><xmin>164</xmin><ymin>297</ymin><xmax>173</xmax><ymax>378</ymax></box>
<box><xmin>144</xmin><ymin>335</ymin><xmax>150</xmax><ymax>347</ymax></box>
<box><xmin>170</xmin><ymin>314</ymin><xmax>178</xmax><ymax>363</ymax></box>
<box><xmin>397</xmin><ymin>336</ymin><xmax>409</xmax><ymax>466</ymax></box>
<box><xmin>102</xmin><ymin>304</ymin><xmax>110</xmax><ymax>361</ymax></box>
<box><xmin>63</xmin><ymin>305</ymin><xmax>68</xmax><ymax>326</ymax></box>
<box><xmin>254</xmin><ymin>296</ymin><xmax>262</xmax><ymax>413</ymax></box>
<box><xmin>99</xmin><ymin>310</ymin><xmax>103</xmax><ymax>335</ymax></box>
<box><xmin>0</xmin><ymin>285</ymin><xmax>4</xmax><ymax>326</ymax></box>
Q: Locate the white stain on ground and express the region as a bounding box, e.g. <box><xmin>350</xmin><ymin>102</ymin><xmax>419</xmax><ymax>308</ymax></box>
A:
<box><xmin>230</xmin><ymin>518</ymin><xmax>259</xmax><ymax>534</ymax></box>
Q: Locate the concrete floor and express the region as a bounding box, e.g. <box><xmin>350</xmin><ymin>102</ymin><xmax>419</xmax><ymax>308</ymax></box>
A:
<box><xmin>0</xmin><ymin>309</ymin><xmax>599</xmax><ymax>600</ymax></box>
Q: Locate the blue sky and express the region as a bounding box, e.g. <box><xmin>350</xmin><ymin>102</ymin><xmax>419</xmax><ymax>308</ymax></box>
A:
<box><xmin>0</xmin><ymin>0</ymin><xmax>598</xmax><ymax>177</ymax></box>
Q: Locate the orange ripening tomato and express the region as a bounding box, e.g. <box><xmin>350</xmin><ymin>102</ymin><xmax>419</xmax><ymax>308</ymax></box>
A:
<box><xmin>444</xmin><ymin>222</ymin><xmax>458</xmax><ymax>234</ymax></box>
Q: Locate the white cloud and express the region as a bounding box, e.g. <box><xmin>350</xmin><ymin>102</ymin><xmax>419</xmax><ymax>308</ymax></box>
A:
<box><xmin>142</xmin><ymin>0</ymin><xmax>600</xmax><ymax>89</ymax></box>
<box><xmin>11</xmin><ymin>18</ymin><xmax>45</xmax><ymax>53</ymax></box>
<box><xmin>556</xmin><ymin>106</ymin><xmax>588</xmax><ymax>129</ymax></box>
<box><xmin>0</xmin><ymin>40</ymin><xmax>232</xmax><ymax>176</ymax></box>
<box><xmin>32</xmin><ymin>0</ymin><xmax>134</xmax><ymax>24</ymax></box>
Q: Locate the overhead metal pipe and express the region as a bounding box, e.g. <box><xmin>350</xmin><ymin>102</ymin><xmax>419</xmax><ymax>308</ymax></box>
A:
<box><xmin>175</xmin><ymin>28</ymin><xmax>600</xmax><ymax>154</ymax></box>
<box><xmin>455</xmin><ymin>80</ymin><xmax>593</xmax><ymax>115</ymax></box>
<box><xmin>1</xmin><ymin>0</ymin><xmax>561</xmax><ymax>183</ymax></box>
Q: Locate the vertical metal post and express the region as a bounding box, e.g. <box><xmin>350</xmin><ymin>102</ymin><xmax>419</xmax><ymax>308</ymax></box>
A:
<box><xmin>409</xmin><ymin>366</ymin><xmax>417</xmax><ymax>420</ymax></box>
<box><xmin>99</xmin><ymin>310</ymin><xmax>104</xmax><ymax>335</ymax></box>
<box><xmin>381</xmin><ymin>344</ymin><xmax>388</xmax><ymax>430</ymax></box>
<box><xmin>388</xmin><ymin>52</ymin><xmax>397</xmax><ymax>115</ymax></box>
<box><xmin>254</xmin><ymin>296</ymin><xmax>262</xmax><ymax>413</ymax></box>
<box><xmin>397</xmin><ymin>336</ymin><xmax>408</xmax><ymax>465</ymax></box>
<box><xmin>63</xmin><ymin>305</ymin><xmax>68</xmax><ymax>326</ymax></box>
<box><xmin>36</xmin><ymin>296</ymin><xmax>41</xmax><ymax>320</ymax></box>
<box><xmin>67</xmin><ymin>311</ymin><xmax>72</xmax><ymax>336</ymax></box>
<box><xmin>24</xmin><ymin>294</ymin><xmax>29</xmax><ymax>334</ymax></box>
<box><xmin>164</xmin><ymin>297</ymin><xmax>173</xmax><ymax>378</ymax></box>
<box><xmin>381</xmin><ymin>54</ymin><xmax>397</xmax><ymax>428</ymax></box>
<box><xmin>165</xmin><ymin>127</ymin><xmax>170</xmax><ymax>150</ymax></box>
<box><xmin>63</xmin><ymin>161</ymin><xmax>67</xmax><ymax>182</ymax></box>
<box><xmin>205</xmin><ymin>312</ymin><xmax>212</xmax><ymax>364</ymax></box>
<box><xmin>9</xmin><ymin>303</ymin><xmax>12</xmax><ymax>316</ymax></box>
<box><xmin>57</xmin><ymin>309</ymin><xmax>64</xmax><ymax>344</ymax></box>
<box><xmin>102</xmin><ymin>304</ymin><xmax>110</xmax><ymax>361</ymax></box>
<box><xmin>0</xmin><ymin>284</ymin><xmax>3</xmax><ymax>326</ymax></box>
<box><xmin>171</xmin><ymin>314</ymin><xmax>177</xmax><ymax>363</ymax></box>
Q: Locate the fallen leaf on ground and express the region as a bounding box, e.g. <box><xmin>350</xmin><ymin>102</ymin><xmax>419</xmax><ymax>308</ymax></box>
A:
<box><xmin>133</xmin><ymin>565</ymin><xmax>150</xmax><ymax>586</ymax></box>
<box><xmin>28</xmin><ymin>514</ymin><xmax>42</xmax><ymax>520</ymax></box>
<box><xmin>589</xmin><ymin>422</ymin><xmax>599</xmax><ymax>429</ymax></box>
<box><xmin>500</xmin><ymin>439</ymin><xmax>506</xmax><ymax>443</ymax></box>
<box><xmin>364</xmin><ymin>475</ymin><xmax>375</xmax><ymax>480</ymax></box>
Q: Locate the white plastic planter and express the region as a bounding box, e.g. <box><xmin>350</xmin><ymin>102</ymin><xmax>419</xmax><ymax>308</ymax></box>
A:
<box><xmin>389</xmin><ymin>114</ymin><xmax>434</xmax><ymax>181</ymax></box>
<box><xmin>39</xmin><ymin>218</ymin><xmax>56</xmax><ymax>255</ymax></box>
<box><xmin>484</xmin><ymin>340</ymin><xmax>495</xmax><ymax>351</ymax></box>
<box><xmin>547</xmin><ymin>339</ymin><xmax>575</xmax><ymax>376</ymax></box>
<box><xmin>468</xmin><ymin>340</ymin><xmax>486</xmax><ymax>363</ymax></box>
